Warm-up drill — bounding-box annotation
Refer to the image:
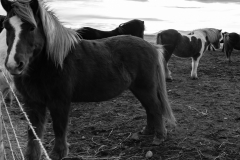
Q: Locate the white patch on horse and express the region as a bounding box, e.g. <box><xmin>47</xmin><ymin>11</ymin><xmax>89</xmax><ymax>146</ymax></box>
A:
<box><xmin>8</xmin><ymin>16</ymin><xmax>23</xmax><ymax>68</ymax></box>
<box><xmin>0</xmin><ymin>29</ymin><xmax>8</xmax><ymax>69</ymax></box>
<box><xmin>191</xmin><ymin>56</ymin><xmax>202</xmax><ymax>78</ymax></box>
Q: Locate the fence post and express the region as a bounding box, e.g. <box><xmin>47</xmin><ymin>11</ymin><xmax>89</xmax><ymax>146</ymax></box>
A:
<box><xmin>0</xmin><ymin>101</ymin><xmax>4</xmax><ymax>160</ymax></box>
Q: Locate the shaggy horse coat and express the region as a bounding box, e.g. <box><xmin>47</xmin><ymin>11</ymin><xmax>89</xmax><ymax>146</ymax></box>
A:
<box><xmin>1</xmin><ymin>0</ymin><xmax>175</xmax><ymax>160</ymax></box>
<box><xmin>156</xmin><ymin>28</ymin><xmax>222</xmax><ymax>80</ymax></box>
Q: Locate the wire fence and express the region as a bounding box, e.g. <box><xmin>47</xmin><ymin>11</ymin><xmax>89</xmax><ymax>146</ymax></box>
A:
<box><xmin>0</xmin><ymin>71</ymin><xmax>51</xmax><ymax>160</ymax></box>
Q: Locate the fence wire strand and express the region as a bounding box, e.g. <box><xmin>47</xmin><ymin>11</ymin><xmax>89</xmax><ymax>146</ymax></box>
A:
<box><xmin>1</xmin><ymin>114</ymin><xmax>16</xmax><ymax>160</ymax></box>
<box><xmin>1</xmin><ymin>71</ymin><xmax>52</xmax><ymax>160</ymax></box>
<box><xmin>1</xmin><ymin>92</ymin><xmax>25</xmax><ymax>160</ymax></box>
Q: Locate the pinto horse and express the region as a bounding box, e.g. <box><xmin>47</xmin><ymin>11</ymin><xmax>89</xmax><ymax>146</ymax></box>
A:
<box><xmin>156</xmin><ymin>28</ymin><xmax>223</xmax><ymax>80</ymax></box>
<box><xmin>76</xmin><ymin>19</ymin><xmax>145</xmax><ymax>39</ymax></box>
<box><xmin>223</xmin><ymin>32</ymin><xmax>240</xmax><ymax>63</ymax></box>
<box><xmin>1</xmin><ymin>0</ymin><xmax>175</xmax><ymax>159</ymax></box>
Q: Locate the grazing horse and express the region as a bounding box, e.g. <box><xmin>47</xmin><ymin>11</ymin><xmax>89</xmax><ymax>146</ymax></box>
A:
<box><xmin>223</xmin><ymin>32</ymin><xmax>240</xmax><ymax>63</ymax></box>
<box><xmin>1</xmin><ymin>0</ymin><xmax>175</xmax><ymax>159</ymax></box>
<box><xmin>207</xmin><ymin>32</ymin><xmax>227</xmax><ymax>52</ymax></box>
<box><xmin>156</xmin><ymin>28</ymin><xmax>223</xmax><ymax>80</ymax></box>
<box><xmin>76</xmin><ymin>19</ymin><xmax>145</xmax><ymax>39</ymax></box>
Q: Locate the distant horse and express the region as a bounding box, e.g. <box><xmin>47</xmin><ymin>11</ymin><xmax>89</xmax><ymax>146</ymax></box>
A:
<box><xmin>76</xmin><ymin>19</ymin><xmax>145</xmax><ymax>39</ymax></box>
<box><xmin>156</xmin><ymin>28</ymin><xmax>223</xmax><ymax>80</ymax></box>
<box><xmin>207</xmin><ymin>32</ymin><xmax>227</xmax><ymax>52</ymax></box>
<box><xmin>223</xmin><ymin>32</ymin><xmax>240</xmax><ymax>63</ymax></box>
<box><xmin>1</xmin><ymin>0</ymin><xmax>175</xmax><ymax>160</ymax></box>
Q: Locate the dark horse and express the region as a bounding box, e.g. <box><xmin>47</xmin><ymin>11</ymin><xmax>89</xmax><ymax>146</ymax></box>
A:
<box><xmin>1</xmin><ymin>0</ymin><xmax>175</xmax><ymax>159</ymax></box>
<box><xmin>76</xmin><ymin>19</ymin><xmax>145</xmax><ymax>39</ymax></box>
<box><xmin>223</xmin><ymin>32</ymin><xmax>240</xmax><ymax>63</ymax></box>
<box><xmin>156</xmin><ymin>28</ymin><xmax>222</xmax><ymax>80</ymax></box>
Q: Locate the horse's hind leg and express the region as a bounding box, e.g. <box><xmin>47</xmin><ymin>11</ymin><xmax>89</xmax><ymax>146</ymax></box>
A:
<box><xmin>191</xmin><ymin>53</ymin><xmax>202</xmax><ymax>79</ymax></box>
<box><xmin>25</xmin><ymin>102</ymin><xmax>47</xmax><ymax>160</ymax></box>
<box><xmin>48</xmin><ymin>101</ymin><xmax>71</xmax><ymax>160</ymax></box>
<box><xmin>130</xmin><ymin>88</ymin><xmax>167</xmax><ymax>145</ymax></box>
<box><xmin>227</xmin><ymin>49</ymin><xmax>233</xmax><ymax>63</ymax></box>
<box><xmin>163</xmin><ymin>58</ymin><xmax>173</xmax><ymax>82</ymax></box>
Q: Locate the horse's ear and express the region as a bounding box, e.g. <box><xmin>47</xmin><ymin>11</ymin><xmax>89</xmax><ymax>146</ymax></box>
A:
<box><xmin>1</xmin><ymin>0</ymin><xmax>13</xmax><ymax>13</ymax></box>
<box><xmin>30</xmin><ymin>0</ymin><xmax>40</xmax><ymax>15</ymax></box>
<box><xmin>219</xmin><ymin>29</ymin><xmax>222</xmax><ymax>32</ymax></box>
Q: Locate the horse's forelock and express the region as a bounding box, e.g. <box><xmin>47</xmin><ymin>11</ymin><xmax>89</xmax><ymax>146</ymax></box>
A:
<box><xmin>11</xmin><ymin>1</ymin><xmax>37</xmax><ymax>27</ymax></box>
<box><xmin>11</xmin><ymin>0</ymin><xmax>81</xmax><ymax>68</ymax></box>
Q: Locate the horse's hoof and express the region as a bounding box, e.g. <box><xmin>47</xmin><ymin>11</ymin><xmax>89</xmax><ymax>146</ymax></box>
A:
<box><xmin>50</xmin><ymin>150</ymin><xmax>67</xmax><ymax>160</ymax></box>
<box><xmin>152</xmin><ymin>135</ymin><xmax>164</xmax><ymax>145</ymax></box>
<box><xmin>140</xmin><ymin>126</ymin><xmax>154</xmax><ymax>135</ymax></box>
<box><xmin>50</xmin><ymin>152</ymin><xmax>61</xmax><ymax>160</ymax></box>
<box><xmin>191</xmin><ymin>77</ymin><xmax>198</xmax><ymax>80</ymax></box>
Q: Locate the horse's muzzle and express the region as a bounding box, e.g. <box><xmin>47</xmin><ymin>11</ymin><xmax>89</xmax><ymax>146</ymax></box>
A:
<box><xmin>5</xmin><ymin>61</ymin><xmax>25</xmax><ymax>76</ymax></box>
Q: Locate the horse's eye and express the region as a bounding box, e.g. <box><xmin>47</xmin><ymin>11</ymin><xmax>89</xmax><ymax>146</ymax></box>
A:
<box><xmin>30</xmin><ymin>26</ymin><xmax>35</xmax><ymax>31</ymax></box>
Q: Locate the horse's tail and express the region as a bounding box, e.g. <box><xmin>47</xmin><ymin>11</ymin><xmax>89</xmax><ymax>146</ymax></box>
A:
<box><xmin>155</xmin><ymin>45</ymin><xmax>176</xmax><ymax>125</ymax></box>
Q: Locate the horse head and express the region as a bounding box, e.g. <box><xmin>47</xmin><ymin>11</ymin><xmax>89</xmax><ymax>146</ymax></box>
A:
<box><xmin>2</xmin><ymin>0</ymin><xmax>79</xmax><ymax>75</ymax></box>
<box><xmin>1</xmin><ymin>0</ymin><xmax>45</xmax><ymax>76</ymax></box>
<box><xmin>210</xmin><ymin>29</ymin><xmax>222</xmax><ymax>50</ymax></box>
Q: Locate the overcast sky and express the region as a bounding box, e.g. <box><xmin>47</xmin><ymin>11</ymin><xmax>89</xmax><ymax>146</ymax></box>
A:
<box><xmin>0</xmin><ymin>0</ymin><xmax>239</xmax><ymax>34</ymax></box>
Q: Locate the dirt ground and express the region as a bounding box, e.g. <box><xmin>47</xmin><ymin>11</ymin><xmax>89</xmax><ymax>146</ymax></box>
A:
<box><xmin>2</xmin><ymin>34</ymin><xmax>240</xmax><ymax>160</ymax></box>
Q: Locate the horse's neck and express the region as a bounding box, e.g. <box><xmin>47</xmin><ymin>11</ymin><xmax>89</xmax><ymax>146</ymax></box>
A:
<box><xmin>108</xmin><ymin>28</ymin><xmax>119</xmax><ymax>36</ymax></box>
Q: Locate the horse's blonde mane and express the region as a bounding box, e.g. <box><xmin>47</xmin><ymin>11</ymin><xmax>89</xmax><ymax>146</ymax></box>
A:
<box><xmin>193</xmin><ymin>28</ymin><xmax>221</xmax><ymax>43</ymax></box>
<box><xmin>12</xmin><ymin>0</ymin><xmax>81</xmax><ymax>67</ymax></box>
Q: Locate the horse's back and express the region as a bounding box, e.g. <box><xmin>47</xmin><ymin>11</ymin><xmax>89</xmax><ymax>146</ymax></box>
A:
<box><xmin>156</xmin><ymin>29</ymin><xmax>180</xmax><ymax>45</ymax></box>
<box><xmin>173</xmin><ymin>34</ymin><xmax>203</xmax><ymax>57</ymax></box>
<box><xmin>77</xmin><ymin>35</ymin><xmax>157</xmax><ymax>66</ymax></box>
<box><xmin>76</xmin><ymin>27</ymin><xmax>106</xmax><ymax>40</ymax></box>
<box><xmin>228</xmin><ymin>32</ymin><xmax>240</xmax><ymax>49</ymax></box>
<box><xmin>71</xmin><ymin>35</ymin><xmax>160</xmax><ymax>102</ymax></box>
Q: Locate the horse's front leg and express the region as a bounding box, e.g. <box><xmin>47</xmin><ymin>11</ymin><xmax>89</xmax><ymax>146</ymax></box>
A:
<box><xmin>48</xmin><ymin>100</ymin><xmax>71</xmax><ymax>160</ymax></box>
<box><xmin>191</xmin><ymin>54</ymin><xmax>202</xmax><ymax>79</ymax></box>
<box><xmin>25</xmin><ymin>102</ymin><xmax>47</xmax><ymax>160</ymax></box>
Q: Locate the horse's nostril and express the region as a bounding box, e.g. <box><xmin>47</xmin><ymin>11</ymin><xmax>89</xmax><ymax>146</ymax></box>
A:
<box><xmin>18</xmin><ymin>62</ymin><xmax>25</xmax><ymax>70</ymax></box>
